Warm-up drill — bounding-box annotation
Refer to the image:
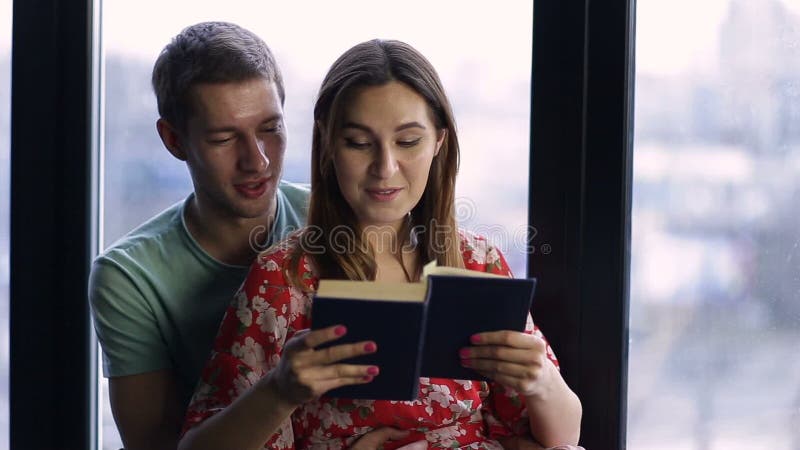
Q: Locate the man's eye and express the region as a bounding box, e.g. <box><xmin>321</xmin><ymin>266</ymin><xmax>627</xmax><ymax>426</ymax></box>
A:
<box><xmin>262</xmin><ymin>123</ymin><xmax>282</xmax><ymax>133</ymax></box>
<box><xmin>398</xmin><ymin>138</ymin><xmax>422</xmax><ymax>148</ymax></box>
<box><xmin>209</xmin><ymin>137</ymin><xmax>233</xmax><ymax>145</ymax></box>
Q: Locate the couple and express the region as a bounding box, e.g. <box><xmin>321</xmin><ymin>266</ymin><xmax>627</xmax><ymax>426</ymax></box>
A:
<box><xmin>89</xmin><ymin>22</ymin><xmax>582</xmax><ymax>450</ymax></box>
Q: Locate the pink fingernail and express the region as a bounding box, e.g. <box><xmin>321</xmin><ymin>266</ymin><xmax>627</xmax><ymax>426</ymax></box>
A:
<box><xmin>363</xmin><ymin>375</ymin><xmax>374</xmax><ymax>382</ymax></box>
<box><xmin>334</xmin><ymin>326</ymin><xmax>347</xmax><ymax>336</ymax></box>
<box><xmin>364</xmin><ymin>342</ymin><xmax>377</xmax><ymax>352</ymax></box>
<box><xmin>470</xmin><ymin>334</ymin><xmax>482</xmax><ymax>344</ymax></box>
<box><xmin>459</xmin><ymin>348</ymin><xmax>470</xmax><ymax>358</ymax></box>
<box><xmin>367</xmin><ymin>366</ymin><xmax>380</xmax><ymax>375</ymax></box>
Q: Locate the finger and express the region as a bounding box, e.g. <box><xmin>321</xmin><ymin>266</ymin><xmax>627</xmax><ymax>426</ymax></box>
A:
<box><xmin>302</xmin><ymin>324</ymin><xmax>349</xmax><ymax>348</ymax></box>
<box><xmin>460</xmin><ymin>345</ymin><xmax>543</xmax><ymax>365</ymax></box>
<box><xmin>482</xmin><ymin>371</ymin><xmax>531</xmax><ymax>393</ymax></box>
<box><xmin>461</xmin><ymin>357</ymin><xmax>537</xmax><ymax>379</ymax></box>
<box><xmin>470</xmin><ymin>330</ymin><xmax>544</xmax><ymax>349</ymax></box>
<box><xmin>351</xmin><ymin>427</ymin><xmax>410</xmax><ymax>450</ymax></box>
<box><xmin>469</xmin><ymin>367</ymin><xmax>526</xmax><ymax>389</ymax></box>
<box><xmin>306</xmin><ymin>339</ymin><xmax>378</xmax><ymax>366</ymax></box>
<box><xmin>315</xmin><ymin>373</ymin><xmax>376</xmax><ymax>394</ymax></box>
<box><xmin>296</xmin><ymin>363</ymin><xmax>379</xmax><ymax>384</ymax></box>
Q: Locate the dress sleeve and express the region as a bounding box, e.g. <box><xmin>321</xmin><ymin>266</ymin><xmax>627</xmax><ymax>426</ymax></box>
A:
<box><xmin>477</xmin><ymin>242</ymin><xmax>562</xmax><ymax>439</ymax></box>
<box><xmin>182</xmin><ymin>249</ymin><xmax>308</xmax><ymax>450</ymax></box>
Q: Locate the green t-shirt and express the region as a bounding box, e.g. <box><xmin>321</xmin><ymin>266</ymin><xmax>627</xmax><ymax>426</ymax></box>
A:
<box><xmin>89</xmin><ymin>180</ymin><xmax>309</xmax><ymax>408</ymax></box>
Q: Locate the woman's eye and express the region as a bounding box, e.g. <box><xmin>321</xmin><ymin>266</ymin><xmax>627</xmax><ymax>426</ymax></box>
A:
<box><xmin>398</xmin><ymin>138</ymin><xmax>422</xmax><ymax>148</ymax></box>
<box><xmin>344</xmin><ymin>139</ymin><xmax>371</xmax><ymax>150</ymax></box>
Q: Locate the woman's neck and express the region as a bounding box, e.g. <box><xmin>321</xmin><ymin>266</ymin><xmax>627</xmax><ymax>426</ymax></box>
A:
<box><xmin>361</xmin><ymin>222</ymin><xmax>419</xmax><ymax>283</ymax></box>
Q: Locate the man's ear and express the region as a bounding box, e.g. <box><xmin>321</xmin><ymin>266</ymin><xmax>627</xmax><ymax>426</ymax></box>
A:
<box><xmin>434</xmin><ymin>129</ymin><xmax>447</xmax><ymax>156</ymax></box>
<box><xmin>156</xmin><ymin>118</ymin><xmax>187</xmax><ymax>161</ymax></box>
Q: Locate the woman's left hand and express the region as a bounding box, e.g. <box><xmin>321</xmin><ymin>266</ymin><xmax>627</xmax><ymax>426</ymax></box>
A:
<box><xmin>459</xmin><ymin>331</ymin><xmax>556</xmax><ymax>398</ymax></box>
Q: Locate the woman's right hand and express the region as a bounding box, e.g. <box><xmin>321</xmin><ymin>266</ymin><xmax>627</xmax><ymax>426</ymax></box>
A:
<box><xmin>264</xmin><ymin>325</ymin><xmax>380</xmax><ymax>406</ymax></box>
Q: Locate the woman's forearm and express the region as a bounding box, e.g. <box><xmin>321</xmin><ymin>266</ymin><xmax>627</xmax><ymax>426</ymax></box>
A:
<box><xmin>524</xmin><ymin>361</ymin><xmax>583</xmax><ymax>447</ymax></box>
<box><xmin>178</xmin><ymin>372</ymin><xmax>297</xmax><ymax>450</ymax></box>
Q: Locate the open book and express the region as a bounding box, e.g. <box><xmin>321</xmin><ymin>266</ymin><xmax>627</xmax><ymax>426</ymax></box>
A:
<box><xmin>311</xmin><ymin>261</ymin><xmax>537</xmax><ymax>401</ymax></box>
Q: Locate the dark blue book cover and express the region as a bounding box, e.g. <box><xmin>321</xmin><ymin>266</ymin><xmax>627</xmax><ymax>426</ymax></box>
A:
<box><xmin>419</xmin><ymin>276</ymin><xmax>537</xmax><ymax>380</ymax></box>
<box><xmin>311</xmin><ymin>297</ymin><xmax>427</xmax><ymax>401</ymax></box>
<box><xmin>310</xmin><ymin>275</ymin><xmax>536</xmax><ymax>399</ymax></box>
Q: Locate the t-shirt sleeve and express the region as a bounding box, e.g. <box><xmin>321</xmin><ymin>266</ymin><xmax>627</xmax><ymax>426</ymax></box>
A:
<box><xmin>183</xmin><ymin>249</ymin><xmax>305</xmax><ymax>450</ymax></box>
<box><xmin>89</xmin><ymin>255</ymin><xmax>172</xmax><ymax>377</ymax></box>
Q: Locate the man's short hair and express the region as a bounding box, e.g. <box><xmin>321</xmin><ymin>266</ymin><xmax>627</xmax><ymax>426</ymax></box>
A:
<box><xmin>151</xmin><ymin>21</ymin><xmax>285</xmax><ymax>131</ymax></box>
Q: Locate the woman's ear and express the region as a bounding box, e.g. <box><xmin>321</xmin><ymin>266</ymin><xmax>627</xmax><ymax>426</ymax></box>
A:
<box><xmin>434</xmin><ymin>129</ymin><xmax>447</xmax><ymax>156</ymax></box>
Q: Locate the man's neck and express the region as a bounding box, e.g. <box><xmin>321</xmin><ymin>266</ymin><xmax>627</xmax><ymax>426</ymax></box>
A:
<box><xmin>184</xmin><ymin>195</ymin><xmax>277</xmax><ymax>266</ymax></box>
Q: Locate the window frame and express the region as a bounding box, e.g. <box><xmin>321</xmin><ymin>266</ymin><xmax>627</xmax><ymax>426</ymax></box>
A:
<box><xmin>10</xmin><ymin>0</ymin><xmax>98</xmax><ymax>449</ymax></box>
<box><xmin>529</xmin><ymin>1</ymin><xmax>634</xmax><ymax>448</ymax></box>
<box><xmin>8</xmin><ymin>0</ymin><xmax>635</xmax><ymax>448</ymax></box>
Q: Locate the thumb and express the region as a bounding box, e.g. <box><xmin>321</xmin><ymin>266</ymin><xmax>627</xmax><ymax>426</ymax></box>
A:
<box><xmin>351</xmin><ymin>427</ymin><xmax>410</xmax><ymax>450</ymax></box>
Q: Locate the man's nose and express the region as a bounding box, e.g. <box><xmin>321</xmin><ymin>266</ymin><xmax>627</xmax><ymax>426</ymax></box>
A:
<box><xmin>238</xmin><ymin>135</ymin><xmax>269</xmax><ymax>172</ymax></box>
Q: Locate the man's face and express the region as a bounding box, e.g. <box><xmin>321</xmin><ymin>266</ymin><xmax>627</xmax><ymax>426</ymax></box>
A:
<box><xmin>181</xmin><ymin>78</ymin><xmax>286</xmax><ymax>221</ymax></box>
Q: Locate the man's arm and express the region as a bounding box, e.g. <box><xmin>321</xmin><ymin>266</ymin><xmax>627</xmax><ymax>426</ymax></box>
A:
<box><xmin>109</xmin><ymin>370</ymin><xmax>183</xmax><ymax>450</ymax></box>
<box><xmin>90</xmin><ymin>257</ymin><xmax>182</xmax><ymax>448</ymax></box>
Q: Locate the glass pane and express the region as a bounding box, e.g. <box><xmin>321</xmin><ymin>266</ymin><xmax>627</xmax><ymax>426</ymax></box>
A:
<box><xmin>629</xmin><ymin>1</ymin><xmax>800</xmax><ymax>448</ymax></box>
<box><xmin>99</xmin><ymin>2</ymin><xmax>532</xmax><ymax>448</ymax></box>
<box><xmin>0</xmin><ymin>0</ymin><xmax>11</xmax><ymax>448</ymax></box>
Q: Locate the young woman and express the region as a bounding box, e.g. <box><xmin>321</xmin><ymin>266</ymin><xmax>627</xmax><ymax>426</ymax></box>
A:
<box><xmin>179</xmin><ymin>39</ymin><xmax>582</xmax><ymax>450</ymax></box>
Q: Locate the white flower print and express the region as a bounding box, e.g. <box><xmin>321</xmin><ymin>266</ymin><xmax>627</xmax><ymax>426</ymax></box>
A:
<box><xmin>288</xmin><ymin>287</ymin><xmax>310</xmax><ymax>321</ymax></box>
<box><xmin>231</xmin><ymin>368</ymin><xmax>260</xmax><ymax>397</ymax></box>
<box><xmin>234</xmin><ymin>291</ymin><xmax>252</xmax><ymax>327</ymax></box>
<box><xmin>485</xmin><ymin>245</ymin><xmax>502</xmax><ymax>268</ymax></box>
<box><xmin>448</xmin><ymin>398</ymin><xmax>474</xmax><ymax>419</ymax></box>
<box><xmin>307</xmin><ymin>426</ymin><xmax>343</xmax><ymax>450</ymax></box>
<box><xmin>252</xmin><ymin>295</ymin><xmax>268</xmax><ymax>314</ymax></box>
<box><xmin>317</xmin><ymin>402</ymin><xmax>354</xmax><ymax>430</ymax></box>
<box><xmin>428</xmin><ymin>383</ymin><xmax>455</xmax><ymax>408</ymax></box>
<box><xmin>454</xmin><ymin>379</ymin><xmax>473</xmax><ymax>390</ymax></box>
<box><xmin>526</xmin><ymin>315</ymin><xmax>536</xmax><ymax>334</ymax></box>
<box><xmin>230</xmin><ymin>337</ymin><xmax>266</xmax><ymax>375</ymax></box>
<box><xmin>272</xmin><ymin>419</ymin><xmax>295</xmax><ymax>450</ymax></box>
<box><xmin>253</xmin><ymin>297</ymin><xmax>289</xmax><ymax>342</ymax></box>
<box><xmin>466</xmin><ymin>235</ymin><xmax>488</xmax><ymax>265</ymax></box>
<box><xmin>264</xmin><ymin>259</ymin><xmax>280</xmax><ymax>272</ymax></box>
<box><xmin>425</xmin><ymin>424</ymin><xmax>466</xmax><ymax>448</ymax></box>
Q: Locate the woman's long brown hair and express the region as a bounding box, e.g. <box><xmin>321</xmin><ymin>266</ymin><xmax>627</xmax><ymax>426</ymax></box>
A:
<box><xmin>286</xmin><ymin>39</ymin><xmax>463</xmax><ymax>288</ymax></box>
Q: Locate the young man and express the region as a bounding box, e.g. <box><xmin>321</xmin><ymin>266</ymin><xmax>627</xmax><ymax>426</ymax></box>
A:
<box><xmin>88</xmin><ymin>22</ymin><xmax>308</xmax><ymax>450</ymax></box>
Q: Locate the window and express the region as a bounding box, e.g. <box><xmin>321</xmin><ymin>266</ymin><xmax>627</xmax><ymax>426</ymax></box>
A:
<box><xmin>628</xmin><ymin>0</ymin><xmax>800</xmax><ymax>447</ymax></box>
<box><xmin>99</xmin><ymin>2</ymin><xmax>533</xmax><ymax>448</ymax></box>
<box><xmin>0</xmin><ymin>0</ymin><xmax>11</xmax><ymax>447</ymax></box>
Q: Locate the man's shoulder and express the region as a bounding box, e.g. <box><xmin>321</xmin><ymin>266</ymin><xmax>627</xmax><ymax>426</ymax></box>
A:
<box><xmin>277</xmin><ymin>179</ymin><xmax>310</xmax><ymax>202</ymax></box>
<box><xmin>94</xmin><ymin>199</ymin><xmax>186</xmax><ymax>271</ymax></box>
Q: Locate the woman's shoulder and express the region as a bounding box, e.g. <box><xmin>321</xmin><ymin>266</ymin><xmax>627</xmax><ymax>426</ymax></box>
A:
<box><xmin>253</xmin><ymin>228</ymin><xmax>311</xmax><ymax>272</ymax></box>
<box><xmin>457</xmin><ymin>229</ymin><xmax>508</xmax><ymax>275</ymax></box>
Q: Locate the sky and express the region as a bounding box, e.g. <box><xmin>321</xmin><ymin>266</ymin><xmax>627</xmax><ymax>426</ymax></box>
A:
<box><xmin>4</xmin><ymin>0</ymin><xmax>800</xmax><ymax>74</ymax></box>
<box><xmin>96</xmin><ymin>0</ymin><xmax>533</xmax><ymax>90</ymax></box>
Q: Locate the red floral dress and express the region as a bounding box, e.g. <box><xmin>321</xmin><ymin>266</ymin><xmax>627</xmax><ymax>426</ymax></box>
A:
<box><xmin>184</xmin><ymin>231</ymin><xmax>560</xmax><ymax>449</ymax></box>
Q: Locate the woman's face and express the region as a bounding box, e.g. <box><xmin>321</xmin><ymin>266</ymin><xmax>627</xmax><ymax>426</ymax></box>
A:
<box><xmin>333</xmin><ymin>81</ymin><xmax>445</xmax><ymax>232</ymax></box>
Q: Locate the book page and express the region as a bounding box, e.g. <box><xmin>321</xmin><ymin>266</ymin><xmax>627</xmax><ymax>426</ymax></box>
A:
<box><xmin>421</xmin><ymin>260</ymin><xmax>504</xmax><ymax>279</ymax></box>
<box><xmin>316</xmin><ymin>279</ymin><xmax>426</xmax><ymax>302</ymax></box>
